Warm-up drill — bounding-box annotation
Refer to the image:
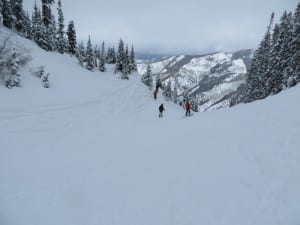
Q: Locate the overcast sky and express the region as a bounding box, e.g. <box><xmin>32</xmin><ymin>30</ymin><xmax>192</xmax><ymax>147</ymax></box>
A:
<box><xmin>24</xmin><ymin>0</ymin><xmax>298</xmax><ymax>54</ymax></box>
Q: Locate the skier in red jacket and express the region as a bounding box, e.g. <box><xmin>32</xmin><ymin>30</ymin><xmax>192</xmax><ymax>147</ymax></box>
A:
<box><xmin>185</xmin><ymin>101</ymin><xmax>191</xmax><ymax>117</ymax></box>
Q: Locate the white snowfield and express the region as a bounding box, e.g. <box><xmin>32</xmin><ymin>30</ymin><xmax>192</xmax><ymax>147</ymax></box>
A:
<box><xmin>1</xmin><ymin>29</ymin><xmax>300</xmax><ymax>225</ymax></box>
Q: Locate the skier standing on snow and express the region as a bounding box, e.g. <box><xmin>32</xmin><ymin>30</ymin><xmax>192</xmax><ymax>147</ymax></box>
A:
<box><xmin>159</xmin><ymin>103</ymin><xmax>165</xmax><ymax>118</ymax></box>
<box><xmin>153</xmin><ymin>89</ymin><xmax>158</xmax><ymax>99</ymax></box>
<box><xmin>185</xmin><ymin>101</ymin><xmax>191</xmax><ymax>117</ymax></box>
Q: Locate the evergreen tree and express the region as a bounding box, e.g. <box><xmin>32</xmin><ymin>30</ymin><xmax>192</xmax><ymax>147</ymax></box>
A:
<box><xmin>93</xmin><ymin>45</ymin><xmax>99</xmax><ymax>67</ymax></box>
<box><xmin>41</xmin><ymin>72</ymin><xmax>50</xmax><ymax>88</ymax></box>
<box><xmin>141</xmin><ymin>64</ymin><xmax>153</xmax><ymax>88</ymax></box>
<box><xmin>85</xmin><ymin>36</ymin><xmax>94</xmax><ymax>70</ymax></box>
<box><xmin>280</xmin><ymin>12</ymin><xmax>294</xmax><ymax>88</ymax></box>
<box><xmin>56</xmin><ymin>0</ymin><xmax>66</xmax><ymax>54</ymax></box>
<box><xmin>121</xmin><ymin>45</ymin><xmax>130</xmax><ymax>79</ymax></box>
<box><xmin>271</xmin><ymin>24</ymin><xmax>280</xmax><ymax>47</ymax></box>
<box><xmin>243</xmin><ymin>51</ymin><xmax>263</xmax><ymax>102</ymax></box>
<box><xmin>106</xmin><ymin>46</ymin><xmax>117</xmax><ymax>64</ymax></box>
<box><xmin>129</xmin><ymin>45</ymin><xmax>137</xmax><ymax>72</ymax></box>
<box><xmin>5</xmin><ymin>49</ymin><xmax>21</xmax><ymax>88</ymax></box>
<box><xmin>260</xmin><ymin>23</ymin><xmax>280</xmax><ymax>95</ymax></box>
<box><xmin>99</xmin><ymin>41</ymin><xmax>106</xmax><ymax>72</ymax></box>
<box><xmin>106</xmin><ymin>47</ymin><xmax>111</xmax><ymax>63</ymax></box>
<box><xmin>288</xmin><ymin>2</ymin><xmax>300</xmax><ymax>85</ymax></box>
<box><xmin>42</xmin><ymin>0</ymin><xmax>54</xmax><ymax>28</ymax></box>
<box><xmin>267</xmin><ymin>11</ymin><xmax>290</xmax><ymax>94</ymax></box>
<box><xmin>23</xmin><ymin>12</ymin><xmax>32</xmax><ymax>39</ymax></box>
<box><xmin>66</xmin><ymin>20</ymin><xmax>77</xmax><ymax>55</ymax></box>
<box><xmin>32</xmin><ymin>2</ymin><xmax>48</xmax><ymax>51</ymax></box>
<box><xmin>2</xmin><ymin>0</ymin><xmax>13</xmax><ymax>29</ymax></box>
<box><xmin>115</xmin><ymin>39</ymin><xmax>125</xmax><ymax>73</ymax></box>
<box><xmin>11</xmin><ymin>0</ymin><xmax>26</xmax><ymax>33</ymax></box>
<box><xmin>162</xmin><ymin>80</ymin><xmax>173</xmax><ymax>100</ymax></box>
<box><xmin>111</xmin><ymin>46</ymin><xmax>116</xmax><ymax>64</ymax></box>
<box><xmin>243</xmin><ymin>13</ymin><xmax>274</xmax><ymax>102</ymax></box>
<box><xmin>46</xmin><ymin>15</ymin><xmax>57</xmax><ymax>51</ymax></box>
<box><xmin>260</xmin><ymin>12</ymin><xmax>274</xmax><ymax>91</ymax></box>
<box><xmin>76</xmin><ymin>41</ymin><xmax>85</xmax><ymax>66</ymax></box>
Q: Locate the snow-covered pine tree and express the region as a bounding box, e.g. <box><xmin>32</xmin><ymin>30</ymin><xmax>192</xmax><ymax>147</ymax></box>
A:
<box><xmin>76</xmin><ymin>41</ymin><xmax>85</xmax><ymax>66</ymax></box>
<box><xmin>243</xmin><ymin>49</ymin><xmax>266</xmax><ymax>102</ymax></box>
<box><xmin>41</xmin><ymin>0</ymin><xmax>54</xmax><ymax>28</ymax></box>
<box><xmin>2</xmin><ymin>0</ymin><xmax>13</xmax><ymax>29</ymax></box>
<box><xmin>40</xmin><ymin>24</ymin><xmax>49</xmax><ymax>50</ymax></box>
<box><xmin>267</xmin><ymin>11</ymin><xmax>290</xmax><ymax>95</ymax></box>
<box><xmin>85</xmin><ymin>36</ymin><xmax>94</xmax><ymax>70</ymax></box>
<box><xmin>111</xmin><ymin>46</ymin><xmax>116</xmax><ymax>64</ymax></box>
<box><xmin>162</xmin><ymin>79</ymin><xmax>173</xmax><ymax>100</ymax></box>
<box><xmin>271</xmin><ymin>24</ymin><xmax>280</xmax><ymax>47</ymax></box>
<box><xmin>106</xmin><ymin>46</ymin><xmax>117</xmax><ymax>64</ymax></box>
<box><xmin>279</xmin><ymin>12</ymin><xmax>294</xmax><ymax>88</ymax></box>
<box><xmin>46</xmin><ymin>15</ymin><xmax>57</xmax><ymax>51</ymax></box>
<box><xmin>99</xmin><ymin>41</ymin><xmax>106</xmax><ymax>72</ymax></box>
<box><xmin>115</xmin><ymin>39</ymin><xmax>125</xmax><ymax>74</ymax></box>
<box><xmin>121</xmin><ymin>45</ymin><xmax>130</xmax><ymax>79</ymax></box>
<box><xmin>141</xmin><ymin>64</ymin><xmax>153</xmax><ymax>88</ymax></box>
<box><xmin>288</xmin><ymin>2</ymin><xmax>300</xmax><ymax>85</ymax></box>
<box><xmin>41</xmin><ymin>72</ymin><xmax>50</xmax><ymax>88</ymax></box>
<box><xmin>129</xmin><ymin>45</ymin><xmax>137</xmax><ymax>72</ymax></box>
<box><xmin>243</xmin><ymin>13</ymin><xmax>274</xmax><ymax>102</ymax></box>
<box><xmin>11</xmin><ymin>0</ymin><xmax>26</xmax><ymax>33</ymax></box>
<box><xmin>263</xmin><ymin>23</ymin><xmax>280</xmax><ymax>94</ymax></box>
<box><xmin>23</xmin><ymin>12</ymin><xmax>32</xmax><ymax>39</ymax></box>
<box><xmin>93</xmin><ymin>45</ymin><xmax>99</xmax><ymax>67</ymax></box>
<box><xmin>66</xmin><ymin>20</ymin><xmax>77</xmax><ymax>55</ymax></box>
<box><xmin>260</xmin><ymin>12</ymin><xmax>274</xmax><ymax>94</ymax></box>
<box><xmin>32</xmin><ymin>3</ymin><xmax>48</xmax><ymax>51</ymax></box>
<box><xmin>5</xmin><ymin>49</ymin><xmax>21</xmax><ymax>88</ymax></box>
<box><xmin>56</xmin><ymin>0</ymin><xmax>66</xmax><ymax>54</ymax></box>
<box><xmin>106</xmin><ymin>47</ymin><xmax>111</xmax><ymax>63</ymax></box>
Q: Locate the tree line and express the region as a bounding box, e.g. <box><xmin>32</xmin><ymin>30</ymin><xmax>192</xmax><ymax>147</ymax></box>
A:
<box><xmin>0</xmin><ymin>0</ymin><xmax>137</xmax><ymax>88</ymax></box>
<box><xmin>231</xmin><ymin>2</ymin><xmax>300</xmax><ymax>105</ymax></box>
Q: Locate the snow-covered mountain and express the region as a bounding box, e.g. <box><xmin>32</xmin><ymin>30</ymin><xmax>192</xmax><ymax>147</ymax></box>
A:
<box><xmin>138</xmin><ymin>50</ymin><xmax>253</xmax><ymax>111</ymax></box>
<box><xmin>1</xmin><ymin>27</ymin><xmax>300</xmax><ymax>225</ymax></box>
<box><xmin>136</xmin><ymin>53</ymin><xmax>171</xmax><ymax>64</ymax></box>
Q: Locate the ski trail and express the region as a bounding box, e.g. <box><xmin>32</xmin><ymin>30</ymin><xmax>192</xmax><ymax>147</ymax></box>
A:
<box><xmin>0</xmin><ymin>76</ymin><xmax>181</xmax><ymax>134</ymax></box>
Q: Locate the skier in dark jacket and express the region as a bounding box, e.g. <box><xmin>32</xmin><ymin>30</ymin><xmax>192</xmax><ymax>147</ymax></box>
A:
<box><xmin>185</xmin><ymin>101</ymin><xmax>191</xmax><ymax>117</ymax></box>
<box><xmin>153</xmin><ymin>89</ymin><xmax>158</xmax><ymax>100</ymax></box>
<box><xmin>159</xmin><ymin>104</ymin><xmax>165</xmax><ymax>118</ymax></box>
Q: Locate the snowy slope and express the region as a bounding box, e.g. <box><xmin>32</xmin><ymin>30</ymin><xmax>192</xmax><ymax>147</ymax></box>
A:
<box><xmin>138</xmin><ymin>55</ymin><xmax>186</xmax><ymax>75</ymax></box>
<box><xmin>1</xmin><ymin>29</ymin><xmax>300</xmax><ymax>225</ymax></box>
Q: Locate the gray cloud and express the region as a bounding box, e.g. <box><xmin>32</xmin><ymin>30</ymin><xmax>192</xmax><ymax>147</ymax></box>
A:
<box><xmin>24</xmin><ymin>0</ymin><xmax>298</xmax><ymax>54</ymax></box>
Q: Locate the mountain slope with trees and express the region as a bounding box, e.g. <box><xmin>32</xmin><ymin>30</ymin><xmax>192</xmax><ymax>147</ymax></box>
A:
<box><xmin>0</xmin><ymin>0</ymin><xmax>137</xmax><ymax>88</ymax></box>
<box><xmin>0</xmin><ymin>23</ymin><xmax>300</xmax><ymax>225</ymax></box>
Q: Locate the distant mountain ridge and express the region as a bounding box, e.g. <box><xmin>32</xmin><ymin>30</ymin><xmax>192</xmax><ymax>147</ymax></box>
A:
<box><xmin>138</xmin><ymin>49</ymin><xmax>253</xmax><ymax>112</ymax></box>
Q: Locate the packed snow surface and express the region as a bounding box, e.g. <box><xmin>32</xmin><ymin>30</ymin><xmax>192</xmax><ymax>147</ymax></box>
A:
<box><xmin>1</xmin><ymin>29</ymin><xmax>300</xmax><ymax>225</ymax></box>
